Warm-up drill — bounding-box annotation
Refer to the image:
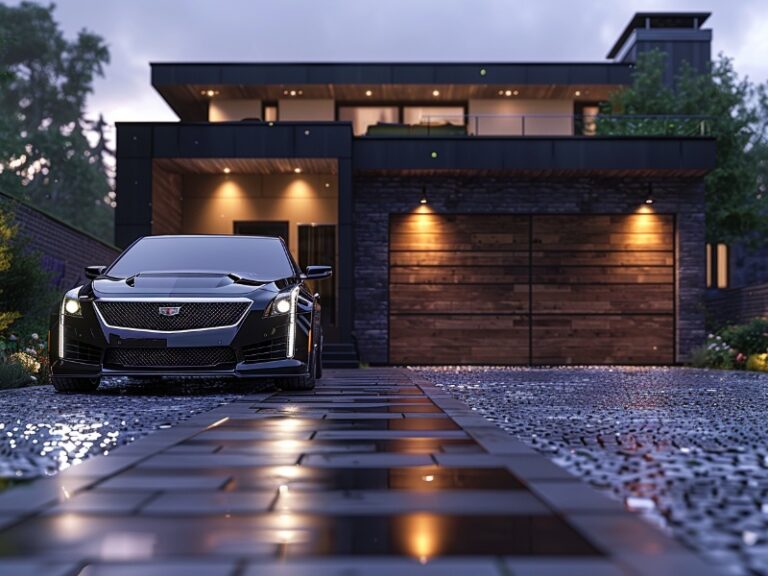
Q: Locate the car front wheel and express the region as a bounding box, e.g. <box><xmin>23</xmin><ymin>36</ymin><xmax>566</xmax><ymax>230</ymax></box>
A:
<box><xmin>52</xmin><ymin>377</ymin><xmax>101</xmax><ymax>393</ymax></box>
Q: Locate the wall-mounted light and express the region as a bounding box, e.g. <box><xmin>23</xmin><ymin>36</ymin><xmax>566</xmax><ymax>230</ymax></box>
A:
<box><xmin>480</xmin><ymin>68</ymin><xmax>487</xmax><ymax>76</ymax></box>
<box><xmin>645</xmin><ymin>183</ymin><xmax>654</xmax><ymax>205</ymax></box>
<box><xmin>430</xmin><ymin>151</ymin><xmax>438</xmax><ymax>159</ymax></box>
<box><xmin>420</xmin><ymin>186</ymin><xmax>428</xmax><ymax>205</ymax></box>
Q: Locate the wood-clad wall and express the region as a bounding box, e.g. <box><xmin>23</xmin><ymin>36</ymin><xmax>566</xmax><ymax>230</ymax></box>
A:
<box><xmin>151</xmin><ymin>167</ymin><xmax>183</xmax><ymax>235</ymax></box>
<box><xmin>389</xmin><ymin>213</ymin><xmax>674</xmax><ymax>365</ymax></box>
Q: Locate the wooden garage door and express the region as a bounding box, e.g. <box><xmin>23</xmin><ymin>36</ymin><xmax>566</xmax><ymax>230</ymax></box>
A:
<box><xmin>389</xmin><ymin>213</ymin><xmax>674</xmax><ymax>365</ymax></box>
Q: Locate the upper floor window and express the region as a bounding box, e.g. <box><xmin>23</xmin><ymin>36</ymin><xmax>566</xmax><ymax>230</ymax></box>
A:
<box><xmin>706</xmin><ymin>243</ymin><xmax>729</xmax><ymax>288</ymax></box>
<box><xmin>338</xmin><ymin>106</ymin><xmax>399</xmax><ymax>136</ymax></box>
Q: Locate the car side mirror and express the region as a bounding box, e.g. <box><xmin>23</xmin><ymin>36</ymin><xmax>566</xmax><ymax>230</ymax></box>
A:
<box><xmin>302</xmin><ymin>265</ymin><xmax>333</xmax><ymax>280</ymax></box>
<box><xmin>85</xmin><ymin>265</ymin><xmax>107</xmax><ymax>280</ymax></box>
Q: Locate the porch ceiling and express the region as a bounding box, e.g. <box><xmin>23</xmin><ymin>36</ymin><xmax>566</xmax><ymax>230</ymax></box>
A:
<box><xmin>154</xmin><ymin>157</ymin><xmax>338</xmax><ymax>175</ymax></box>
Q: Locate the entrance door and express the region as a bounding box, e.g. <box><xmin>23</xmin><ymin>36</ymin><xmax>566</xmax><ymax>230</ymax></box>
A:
<box><xmin>234</xmin><ymin>221</ymin><xmax>289</xmax><ymax>244</ymax></box>
<box><xmin>299</xmin><ymin>224</ymin><xmax>336</xmax><ymax>327</ymax></box>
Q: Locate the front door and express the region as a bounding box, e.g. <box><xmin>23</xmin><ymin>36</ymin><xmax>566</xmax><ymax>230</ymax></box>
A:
<box><xmin>299</xmin><ymin>224</ymin><xmax>336</xmax><ymax>328</ymax></box>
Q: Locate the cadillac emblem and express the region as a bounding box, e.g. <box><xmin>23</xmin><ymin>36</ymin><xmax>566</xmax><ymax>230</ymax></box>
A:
<box><xmin>158</xmin><ymin>306</ymin><xmax>181</xmax><ymax>317</ymax></box>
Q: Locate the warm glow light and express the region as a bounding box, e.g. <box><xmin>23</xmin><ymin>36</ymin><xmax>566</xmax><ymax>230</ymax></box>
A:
<box><xmin>289</xmin><ymin>90</ymin><xmax>297</xmax><ymax>96</ymax></box>
<box><xmin>222</xmin><ymin>167</ymin><xmax>231</xmax><ymax>174</ymax></box>
<box><xmin>513</xmin><ymin>89</ymin><xmax>519</xmax><ymax>96</ymax></box>
<box><xmin>504</xmin><ymin>89</ymin><xmax>512</xmax><ymax>97</ymax></box>
<box><xmin>717</xmin><ymin>243</ymin><xmax>729</xmax><ymax>288</ymax></box>
<box><xmin>365</xmin><ymin>90</ymin><xmax>373</xmax><ymax>97</ymax></box>
<box><xmin>324</xmin><ymin>182</ymin><xmax>331</xmax><ymax>188</ymax></box>
<box><xmin>575</xmin><ymin>90</ymin><xmax>582</xmax><ymax>96</ymax></box>
<box><xmin>293</xmin><ymin>167</ymin><xmax>302</xmax><ymax>174</ymax></box>
<box><xmin>432</xmin><ymin>90</ymin><xmax>440</xmax><ymax>97</ymax></box>
<box><xmin>422</xmin><ymin>475</ymin><xmax>435</xmax><ymax>482</ymax></box>
<box><xmin>201</xmin><ymin>89</ymin><xmax>219</xmax><ymax>97</ymax></box>
<box><xmin>398</xmin><ymin>513</ymin><xmax>444</xmax><ymax>563</ymax></box>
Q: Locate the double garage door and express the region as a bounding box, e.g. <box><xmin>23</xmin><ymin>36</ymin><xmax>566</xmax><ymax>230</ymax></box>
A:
<box><xmin>389</xmin><ymin>213</ymin><xmax>674</xmax><ymax>365</ymax></box>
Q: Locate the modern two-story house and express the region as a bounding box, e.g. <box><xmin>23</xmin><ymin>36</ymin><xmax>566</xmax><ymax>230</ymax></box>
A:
<box><xmin>115</xmin><ymin>12</ymin><xmax>716</xmax><ymax>366</ymax></box>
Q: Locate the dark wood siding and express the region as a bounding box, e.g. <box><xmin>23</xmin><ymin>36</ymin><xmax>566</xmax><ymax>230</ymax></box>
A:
<box><xmin>389</xmin><ymin>213</ymin><xmax>674</xmax><ymax>365</ymax></box>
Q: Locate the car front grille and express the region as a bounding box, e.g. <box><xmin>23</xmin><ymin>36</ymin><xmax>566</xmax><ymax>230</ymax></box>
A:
<box><xmin>95</xmin><ymin>301</ymin><xmax>250</xmax><ymax>331</ymax></box>
<box><xmin>242</xmin><ymin>337</ymin><xmax>287</xmax><ymax>363</ymax></box>
<box><xmin>104</xmin><ymin>347</ymin><xmax>236</xmax><ymax>369</ymax></box>
<box><xmin>64</xmin><ymin>341</ymin><xmax>102</xmax><ymax>363</ymax></box>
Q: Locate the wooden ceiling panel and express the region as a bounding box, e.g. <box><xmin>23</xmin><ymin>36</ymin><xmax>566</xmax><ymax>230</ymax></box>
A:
<box><xmin>154</xmin><ymin>158</ymin><xmax>338</xmax><ymax>175</ymax></box>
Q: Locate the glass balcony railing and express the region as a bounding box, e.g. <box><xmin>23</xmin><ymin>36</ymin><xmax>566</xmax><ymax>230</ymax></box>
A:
<box><xmin>361</xmin><ymin>114</ymin><xmax>712</xmax><ymax>138</ymax></box>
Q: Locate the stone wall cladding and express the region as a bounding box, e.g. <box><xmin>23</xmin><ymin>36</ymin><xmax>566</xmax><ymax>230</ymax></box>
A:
<box><xmin>352</xmin><ymin>174</ymin><xmax>706</xmax><ymax>364</ymax></box>
<box><xmin>1</xmin><ymin>194</ymin><xmax>120</xmax><ymax>292</ymax></box>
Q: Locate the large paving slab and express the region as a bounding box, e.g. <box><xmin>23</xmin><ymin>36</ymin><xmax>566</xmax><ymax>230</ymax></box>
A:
<box><xmin>0</xmin><ymin>368</ymin><xmax>719</xmax><ymax>575</ymax></box>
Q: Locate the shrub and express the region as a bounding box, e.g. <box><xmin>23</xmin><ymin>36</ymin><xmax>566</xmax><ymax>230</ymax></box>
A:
<box><xmin>0</xmin><ymin>362</ymin><xmax>33</xmax><ymax>389</ymax></box>
<box><xmin>690</xmin><ymin>334</ymin><xmax>735</xmax><ymax>369</ymax></box>
<box><xmin>720</xmin><ymin>319</ymin><xmax>768</xmax><ymax>356</ymax></box>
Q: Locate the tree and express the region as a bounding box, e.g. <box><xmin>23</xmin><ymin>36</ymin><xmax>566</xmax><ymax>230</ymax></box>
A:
<box><xmin>0</xmin><ymin>2</ymin><xmax>114</xmax><ymax>242</ymax></box>
<box><xmin>602</xmin><ymin>50</ymin><xmax>768</xmax><ymax>245</ymax></box>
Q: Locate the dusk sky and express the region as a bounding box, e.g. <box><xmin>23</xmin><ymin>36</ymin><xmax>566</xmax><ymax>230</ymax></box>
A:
<box><xmin>13</xmin><ymin>0</ymin><xmax>768</xmax><ymax>129</ymax></box>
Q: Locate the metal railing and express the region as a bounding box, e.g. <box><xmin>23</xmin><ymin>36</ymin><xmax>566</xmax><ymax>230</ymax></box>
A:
<box><xmin>362</xmin><ymin>114</ymin><xmax>712</xmax><ymax>137</ymax></box>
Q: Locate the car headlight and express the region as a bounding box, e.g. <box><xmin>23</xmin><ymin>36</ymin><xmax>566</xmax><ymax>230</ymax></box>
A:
<box><xmin>61</xmin><ymin>290</ymin><xmax>82</xmax><ymax>317</ymax></box>
<box><xmin>264</xmin><ymin>287</ymin><xmax>300</xmax><ymax>359</ymax></box>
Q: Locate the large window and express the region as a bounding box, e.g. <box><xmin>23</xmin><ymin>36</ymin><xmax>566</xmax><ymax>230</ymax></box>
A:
<box><xmin>338</xmin><ymin>106</ymin><xmax>399</xmax><ymax>136</ymax></box>
<box><xmin>402</xmin><ymin>106</ymin><xmax>465</xmax><ymax>126</ymax></box>
<box><xmin>706</xmin><ymin>243</ymin><xmax>729</xmax><ymax>288</ymax></box>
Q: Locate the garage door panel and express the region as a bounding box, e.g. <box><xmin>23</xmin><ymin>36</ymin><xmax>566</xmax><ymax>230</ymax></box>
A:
<box><xmin>391</xmin><ymin>250</ymin><xmax>530</xmax><ymax>267</ymax></box>
<box><xmin>391</xmin><ymin>265</ymin><xmax>530</xmax><ymax>285</ymax></box>
<box><xmin>392</xmin><ymin>284</ymin><xmax>530</xmax><ymax>313</ymax></box>
<box><xmin>533</xmin><ymin>284</ymin><xmax>673</xmax><ymax>314</ymax></box>
<box><xmin>531</xmin><ymin>265</ymin><xmax>674</xmax><ymax>284</ymax></box>
<box><xmin>389</xmin><ymin>213</ymin><xmax>675</xmax><ymax>365</ymax></box>
<box><xmin>532</xmin><ymin>316</ymin><xmax>674</xmax><ymax>364</ymax></box>
<box><xmin>390</xmin><ymin>314</ymin><xmax>530</xmax><ymax>364</ymax></box>
<box><xmin>533</xmin><ymin>250</ymin><xmax>674</xmax><ymax>267</ymax></box>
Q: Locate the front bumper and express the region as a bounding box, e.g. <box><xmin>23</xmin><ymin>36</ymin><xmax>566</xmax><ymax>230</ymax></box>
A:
<box><xmin>50</xmin><ymin>299</ymin><xmax>314</xmax><ymax>380</ymax></box>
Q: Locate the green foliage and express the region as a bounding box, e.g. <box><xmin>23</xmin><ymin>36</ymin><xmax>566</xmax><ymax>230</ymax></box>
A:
<box><xmin>690</xmin><ymin>334</ymin><xmax>734</xmax><ymax>369</ymax></box>
<box><xmin>0</xmin><ymin>204</ymin><xmax>57</xmax><ymax>335</ymax></box>
<box><xmin>602</xmin><ymin>50</ymin><xmax>768</xmax><ymax>245</ymax></box>
<box><xmin>719</xmin><ymin>319</ymin><xmax>768</xmax><ymax>356</ymax></box>
<box><xmin>0</xmin><ymin>1</ymin><xmax>114</xmax><ymax>242</ymax></box>
<box><xmin>0</xmin><ymin>361</ymin><xmax>33</xmax><ymax>389</ymax></box>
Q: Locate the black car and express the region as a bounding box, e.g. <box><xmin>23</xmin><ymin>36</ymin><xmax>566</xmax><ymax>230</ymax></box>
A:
<box><xmin>49</xmin><ymin>235</ymin><xmax>331</xmax><ymax>393</ymax></box>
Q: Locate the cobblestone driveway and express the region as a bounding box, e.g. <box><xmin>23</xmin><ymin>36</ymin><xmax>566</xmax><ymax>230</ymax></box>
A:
<box><xmin>0</xmin><ymin>379</ymin><xmax>264</xmax><ymax>480</ymax></box>
<box><xmin>414</xmin><ymin>366</ymin><xmax>768</xmax><ymax>576</ymax></box>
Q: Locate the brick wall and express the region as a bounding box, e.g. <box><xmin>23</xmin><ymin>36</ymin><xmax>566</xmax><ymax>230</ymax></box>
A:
<box><xmin>352</xmin><ymin>174</ymin><xmax>706</xmax><ymax>364</ymax></box>
<box><xmin>0</xmin><ymin>193</ymin><xmax>120</xmax><ymax>291</ymax></box>
<box><xmin>706</xmin><ymin>284</ymin><xmax>768</xmax><ymax>328</ymax></box>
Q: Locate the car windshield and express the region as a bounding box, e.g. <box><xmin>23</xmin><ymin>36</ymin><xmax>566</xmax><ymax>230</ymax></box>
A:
<box><xmin>107</xmin><ymin>236</ymin><xmax>296</xmax><ymax>281</ymax></box>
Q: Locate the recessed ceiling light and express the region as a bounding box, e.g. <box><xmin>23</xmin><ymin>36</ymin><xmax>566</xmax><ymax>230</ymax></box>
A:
<box><xmin>223</xmin><ymin>167</ymin><xmax>231</xmax><ymax>174</ymax></box>
<box><xmin>504</xmin><ymin>89</ymin><xmax>512</xmax><ymax>97</ymax></box>
<box><xmin>365</xmin><ymin>90</ymin><xmax>373</xmax><ymax>97</ymax></box>
<box><xmin>324</xmin><ymin>182</ymin><xmax>331</xmax><ymax>188</ymax></box>
<box><xmin>498</xmin><ymin>90</ymin><xmax>504</xmax><ymax>96</ymax></box>
<box><xmin>293</xmin><ymin>167</ymin><xmax>302</xmax><ymax>174</ymax></box>
<box><xmin>432</xmin><ymin>89</ymin><xmax>440</xmax><ymax>97</ymax></box>
<box><xmin>289</xmin><ymin>90</ymin><xmax>297</xmax><ymax>96</ymax></box>
<box><xmin>575</xmin><ymin>90</ymin><xmax>582</xmax><ymax>97</ymax></box>
<box><xmin>513</xmin><ymin>90</ymin><xmax>519</xmax><ymax>96</ymax></box>
<box><xmin>200</xmin><ymin>89</ymin><xmax>219</xmax><ymax>97</ymax></box>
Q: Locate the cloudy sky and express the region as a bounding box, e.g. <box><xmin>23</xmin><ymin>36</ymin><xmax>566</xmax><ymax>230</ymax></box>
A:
<box><xmin>12</xmin><ymin>0</ymin><xmax>768</xmax><ymax>127</ymax></box>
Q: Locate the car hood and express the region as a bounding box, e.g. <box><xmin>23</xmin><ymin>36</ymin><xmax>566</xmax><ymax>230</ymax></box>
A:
<box><xmin>90</xmin><ymin>273</ymin><xmax>282</xmax><ymax>299</ymax></box>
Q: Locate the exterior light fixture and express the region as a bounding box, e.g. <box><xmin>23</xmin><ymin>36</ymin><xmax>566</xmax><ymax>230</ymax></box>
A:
<box><xmin>513</xmin><ymin>90</ymin><xmax>519</xmax><ymax>96</ymax></box>
<box><xmin>504</xmin><ymin>89</ymin><xmax>512</xmax><ymax>97</ymax></box>
<box><xmin>200</xmin><ymin>89</ymin><xmax>220</xmax><ymax>97</ymax></box>
<box><xmin>430</xmin><ymin>151</ymin><xmax>438</xmax><ymax>159</ymax></box>
<box><xmin>432</xmin><ymin>89</ymin><xmax>440</xmax><ymax>97</ymax></box>
<box><xmin>293</xmin><ymin>167</ymin><xmax>302</xmax><ymax>174</ymax></box>
<box><xmin>289</xmin><ymin>90</ymin><xmax>297</xmax><ymax>96</ymax></box>
<box><xmin>365</xmin><ymin>90</ymin><xmax>373</xmax><ymax>97</ymax></box>
<box><xmin>420</xmin><ymin>187</ymin><xmax>428</xmax><ymax>205</ymax></box>
<box><xmin>223</xmin><ymin>167</ymin><xmax>231</xmax><ymax>174</ymax></box>
<box><xmin>575</xmin><ymin>90</ymin><xmax>582</xmax><ymax>97</ymax></box>
<box><xmin>645</xmin><ymin>183</ymin><xmax>654</xmax><ymax>205</ymax></box>
<box><xmin>324</xmin><ymin>182</ymin><xmax>331</xmax><ymax>188</ymax></box>
<box><xmin>498</xmin><ymin>90</ymin><xmax>504</xmax><ymax>96</ymax></box>
<box><xmin>480</xmin><ymin>68</ymin><xmax>487</xmax><ymax>76</ymax></box>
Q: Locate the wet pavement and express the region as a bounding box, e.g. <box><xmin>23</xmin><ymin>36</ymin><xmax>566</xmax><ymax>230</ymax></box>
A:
<box><xmin>0</xmin><ymin>378</ymin><xmax>266</xmax><ymax>480</ymax></box>
<box><xmin>414</xmin><ymin>366</ymin><xmax>768</xmax><ymax>576</ymax></box>
<box><xmin>0</xmin><ymin>368</ymin><xmax>716</xmax><ymax>575</ymax></box>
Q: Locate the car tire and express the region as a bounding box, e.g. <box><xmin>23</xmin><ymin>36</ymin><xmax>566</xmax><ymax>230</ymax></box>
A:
<box><xmin>52</xmin><ymin>377</ymin><xmax>101</xmax><ymax>393</ymax></box>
